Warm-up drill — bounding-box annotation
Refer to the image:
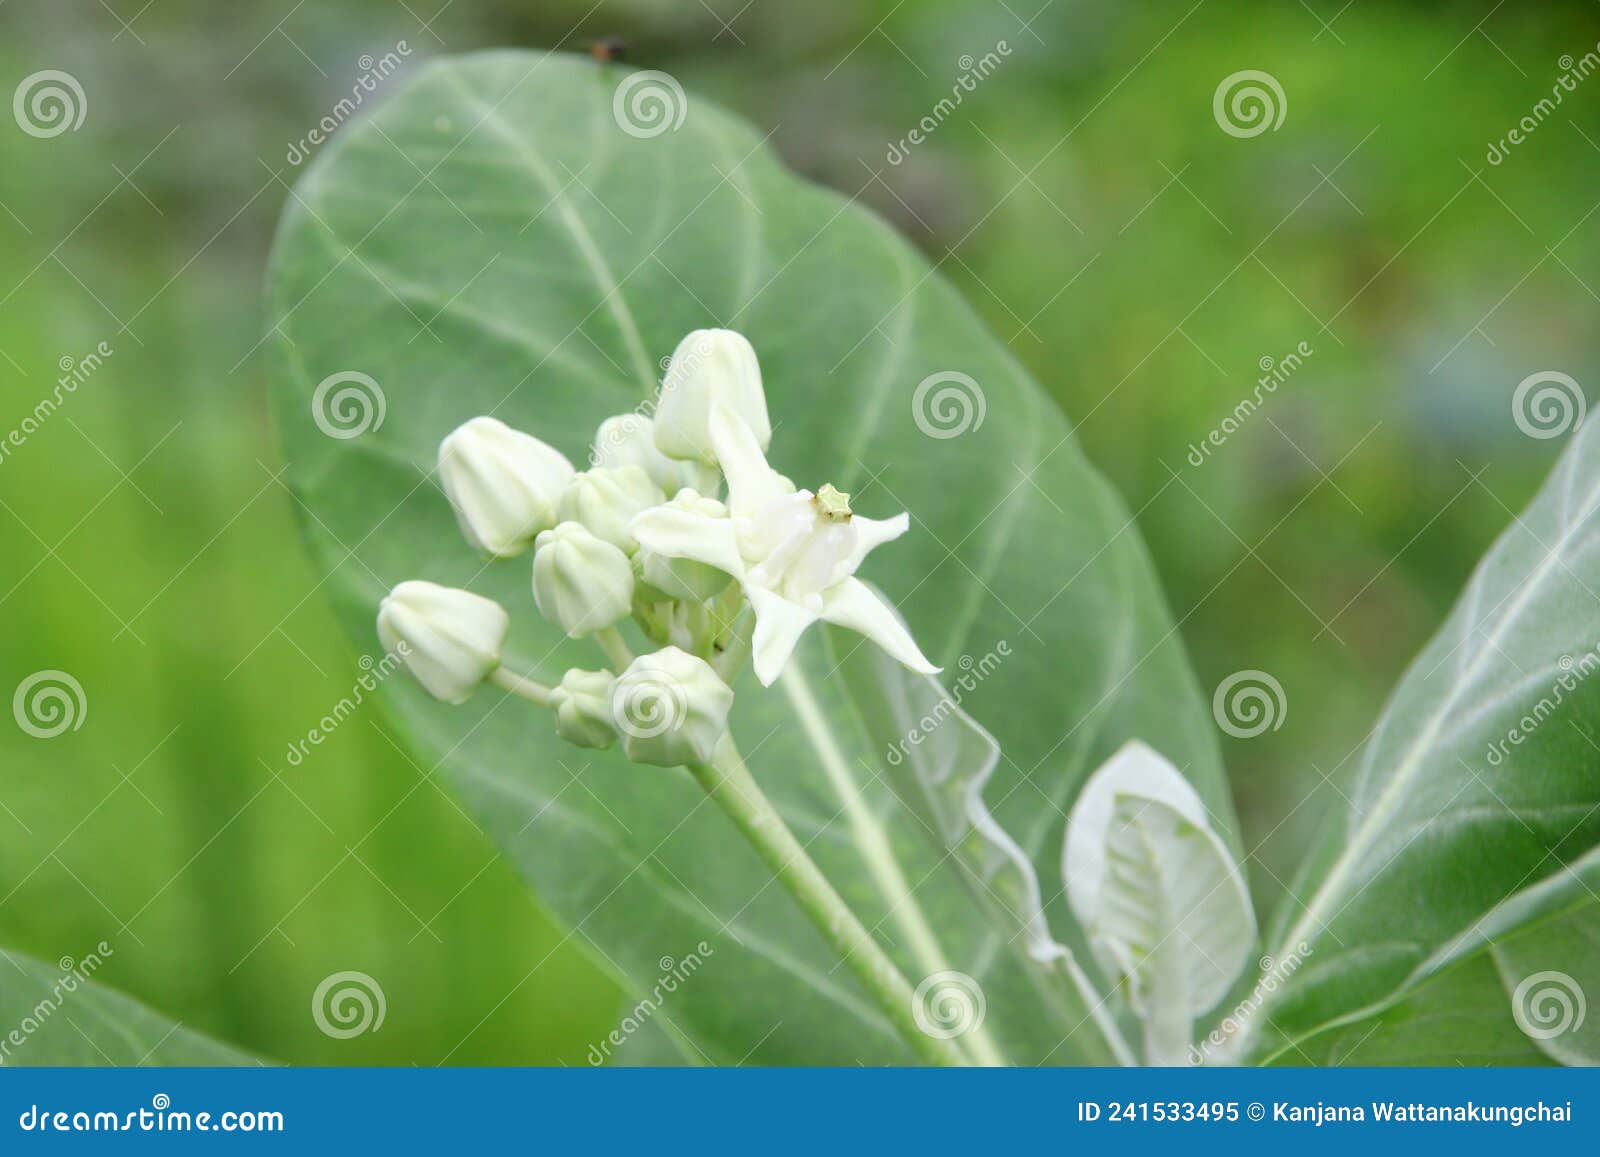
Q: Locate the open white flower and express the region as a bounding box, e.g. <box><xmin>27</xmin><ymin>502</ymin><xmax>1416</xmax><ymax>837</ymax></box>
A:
<box><xmin>631</xmin><ymin>404</ymin><xmax>939</xmax><ymax>686</ymax></box>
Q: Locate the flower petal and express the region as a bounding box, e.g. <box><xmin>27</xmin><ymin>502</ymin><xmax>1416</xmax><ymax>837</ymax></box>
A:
<box><xmin>836</xmin><ymin>511</ymin><xmax>909</xmax><ymax>581</ymax></box>
<box><xmin>709</xmin><ymin>402</ymin><xmax>791</xmax><ymax>519</ymax></box>
<box><xmin>748</xmin><ymin>586</ymin><xmax>818</xmax><ymax>686</ymax></box>
<box><xmin>819</xmin><ymin>577</ymin><xmax>940</xmax><ymax>675</ymax></box>
<box><xmin>630</xmin><ymin>504</ymin><xmax>746</xmax><ymax>579</ymax></box>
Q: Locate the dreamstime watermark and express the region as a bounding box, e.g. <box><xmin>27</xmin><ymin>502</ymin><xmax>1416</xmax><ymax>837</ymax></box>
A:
<box><xmin>1212</xmin><ymin>669</ymin><xmax>1286</xmax><ymax>739</ymax></box>
<box><xmin>311</xmin><ymin>370</ymin><xmax>386</xmax><ymax>439</ymax></box>
<box><xmin>611</xmin><ymin>668</ymin><xmax>687</xmax><ymax>740</ymax></box>
<box><xmin>1484</xmin><ymin>645</ymin><xmax>1600</xmax><ymax>767</ymax></box>
<box><xmin>884</xmin><ymin>641</ymin><xmax>1010</xmax><ymax>766</ymax></box>
<box><xmin>0</xmin><ymin>341</ymin><xmax>113</xmax><ymax>468</ymax></box>
<box><xmin>0</xmin><ymin>942</ymin><xmax>113</xmax><ymax>1065</ymax></box>
<box><xmin>12</xmin><ymin>670</ymin><xmax>87</xmax><ymax>739</ymax></box>
<box><xmin>586</xmin><ymin>942</ymin><xmax>714</xmax><ymax>1064</ymax></box>
<box><xmin>311</xmin><ymin>970</ymin><xmax>386</xmax><ymax>1039</ymax></box>
<box><xmin>1511</xmin><ymin>370</ymin><xmax>1585</xmax><ymax>440</ymax></box>
<box><xmin>1487</xmin><ymin>45</ymin><xmax>1600</xmax><ymax>165</ymax></box>
<box><xmin>282</xmin><ymin>646</ymin><xmax>408</xmax><ymax>767</ymax></box>
<box><xmin>285</xmin><ymin>42</ymin><xmax>413</xmax><ymax>166</ymax></box>
<box><xmin>1511</xmin><ymin>970</ymin><xmax>1586</xmax><ymax>1041</ymax></box>
<box><xmin>13</xmin><ymin>70</ymin><xmax>86</xmax><ymax>138</ymax></box>
<box><xmin>885</xmin><ymin>41</ymin><xmax>1013</xmax><ymax>165</ymax></box>
<box><xmin>1212</xmin><ymin>70</ymin><xmax>1286</xmax><ymax>138</ymax></box>
<box><xmin>912</xmin><ymin>371</ymin><xmax>986</xmax><ymax>439</ymax></box>
<box><xmin>1188</xmin><ymin>941</ymin><xmax>1312</xmax><ymax>1064</ymax></box>
<box><xmin>912</xmin><ymin>970</ymin><xmax>986</xmax><ymax>1039</ymax></box>
<box><xmin>1186</xmin><ymin>341</ymin><xmax>1312</xmax><ymax>466</ymax></box>
<box><xmin>612</xmin><ymin>70</ymin><xmax>687</xmax><ymax>139</ymax></box>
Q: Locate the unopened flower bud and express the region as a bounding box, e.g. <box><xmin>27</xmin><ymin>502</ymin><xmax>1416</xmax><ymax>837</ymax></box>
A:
<box><xmin>438</xmin><ymin>416</ymin><xmax>574</xmax><ymax>556</ymax></box>
<box><xmin>635</xmin><ymin>490</ymin><xmax>735</xmax><ymax>602</ymax></box>
<box><xmin>532</xmin><ymin>522</ymin><xmax>634</xmax><ymax>637</ymax></box>
<box><xmin>612</xmin><ymin>647</ymin><xmax>734</xmax><ymax>767</ymax></box>
<box><xmin>376</xmin><ymin>580</ymin><xmax>508</xmax><ymax>704</ymax></box>
<box><xmin>654</xmin><ymin>329</ymin><xmax>771</xmax><ymax>465</ymax></box>
<box><xmin>550</xmin><ymin>668</ymin><xmax>619</xmax><ymax>750</ymax></box>
<box><xmin>593</xmin><ymin>413</ymin><xmax>718</xmax><ymax>495</ymax></box>
<box><xmin>557</xmin><ymin>465</ymin><xmax>664</xmax><ymax>552</ymax></box>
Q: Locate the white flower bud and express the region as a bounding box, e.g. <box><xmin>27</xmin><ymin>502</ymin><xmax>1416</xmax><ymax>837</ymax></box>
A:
<box><xmin>550</xmin><ymin>668</ymin><xmax>619</xmax><ymax>750</ymax></box>
<box><xmin>376</xmin><ymin>580</ymin><xmax>508</xmax><ymax>704</ymax></box>
<box><xmin>611</xmin><ymin>647</ymin><xmax>734</xmax><ymax>767</ymax></box>
<box><xmin>653</xmin><ymin>329</ymin><xmax>771</xmax><ymax>465</ymax></box>
<box><xmin>636</xmin><ymin>490</ymin><xmax>736</xmax><ymax>602</ymax></box>
<box><xmin>532</xmin><ymin>522</ymin><xmax>635</xmax><ymax>637</ymax></box>
<box><xmin>438</xmin><ymin>416</ymin><xmax>574</xmax><ymax>557</ymax></box>
<box><xmin>557</xmin><ymin>465</ymin><xmax>664</xmax><ymax>553</ymax></box>
<box><xmin>592</xmin><ymin>413</ymin><xmax>718</xmax><ymax>496</ymax></box>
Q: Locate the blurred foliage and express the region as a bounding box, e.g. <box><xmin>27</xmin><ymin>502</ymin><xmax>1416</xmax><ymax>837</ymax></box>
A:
<box><xmin>0</xmin><ymin>0</ymin><xmax>1596</xmax><ymax>1063</ymax></box>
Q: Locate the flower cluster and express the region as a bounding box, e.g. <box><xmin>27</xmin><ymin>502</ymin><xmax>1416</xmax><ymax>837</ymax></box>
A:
<box><xmin>377</xmin><ymin>328</ymin><xmax>938</xmax><ymax>768</ymax></box>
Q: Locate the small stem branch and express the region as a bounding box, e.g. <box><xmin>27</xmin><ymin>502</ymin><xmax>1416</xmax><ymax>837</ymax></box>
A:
<box><xmin>488</xmin><ymin>666</ymin><xmax>553</xmax><ymax>706</ymax></box>
<box><xmin>688</xmin><ymin>736</ymin><xmax>968</xmax><ymax>1067</ymax></box>
<box><xmin>594</xmin><ymin>626</ymin><xmax>634</xmax><ymax>672</ymax></box>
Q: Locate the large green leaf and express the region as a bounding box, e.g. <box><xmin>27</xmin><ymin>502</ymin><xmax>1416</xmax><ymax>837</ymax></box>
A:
<box><xmin>1492</xmin><ymin>909</ymin><xmax>1599</xmax><ymax>1065</ymax></box>
<box><xmin>0</xmin><ymin>949</ymin><xmax>258</xmax><ymax>1066</ymax></box>
<box><xmin>1227</xmin><ymin>418</ymin><xmax>1600</xmax><ymax>1062</ymax></box>
<box><xmin>267</xmin><ymin>50</ymin><xmax>1231</xmax><ymax>1065</ymax></box>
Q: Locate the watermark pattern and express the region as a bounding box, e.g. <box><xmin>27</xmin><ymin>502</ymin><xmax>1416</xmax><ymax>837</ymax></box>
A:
<box><xmin>912</xmin><ymin>371</ymin><xmax>986</xmax><ymax>439</ymax></box>
<box><xmin>1487</xmin><ymin>45</ymin><xmax>1600</xmax><ymax>165</ymax></box>
<box><xmin>911</xmin><ymin>970</ymin><xmax>986</xmax><ymax>1039</ymax></box>
<box><xmin>311</xmin><ymin>371</ymin><xmax>386</xmax><ymax>440</ymax></box>
<box><xmin>283</xmin><ymin>647</ymin><xmax>408</xmax><ymax>767</ymax></box>
<box><xmin>611</xmin><ymin>668</ymin><xmax>687</xmax><ymax>740</ymax></box>
<box><xmin>884</xmin><ymin>641</ymin><xmax>1010</xmax><ymax>765</ymax></box>
<box><xmin>1212</xmin><ymin>669</ymin><xmax>1286</xmax><ymax>739</ymax></box>
<box><xmin>1212</xmin><ymin>70</ymin><xmax>1286</xmax><ymax>138</ymax></box>
<box><xmin>1512</xmin><ymin>370</ymin><xmax>1585</xmax><ymax>440</ymax></box>
<box><xmin>1188</xmin><ymin>941</ymin><xmax>1313</xmax><ymax>1064</ymax></box>
<box><xmin>612</xmin><ymin>71</ymin><xmax>687</xmax><ymax>139</ymax></box>
<box><xmin>1511</xmin><ymin>970</ymin><xmax>1586</xmax><ymax>1041</ymax></box>
<box><xmin>0</xmin><ymin>942</ymin><xmax>113</xmax><ymax>1065</ymax></box>
<box><xmin>13</xmin><ymin>70</ymin><xmax>86</xmax><ymax>138</ymax></box>
<box><xmin>311</xmin><ymin>971</ymin><xmax>386</xmax><ymax>1039</ymax></box>
<box><xmin>17</xmin><ymin>1095</ymin><xmax>282</xmax><ymax>1133</ymax></box>
<box><xmin>885</xmin><ymin>41</ymin><xmax>1013</xmax><ymax>165</ymax></box>
<box><xmin>586</xmin><ymin>942</ymin><xmax>715</xmax><ymax>1065</ymax></box>
<box><xmin>0</xmin><ymin>341</ymin><xmax>113</xmax><ymax>468</ymax></box>
<box><xmin>285</xmin><ymin>43</ymin><xmax>413</xmax><ymax>167</ymax></box>
<box><xmin>1186</xmin><ymin>341</ymin><xmax>1313</xmax><ymax>466</ymax></box>
<box><xmin>1485</xmin><ymin>647</ymin><xmax>1600</xmax><ymax>766</ymax></box>
<box><xmin>12</xmin><ymin>670</ymin><xmax>87</xmax><ymax>739</ymax></box>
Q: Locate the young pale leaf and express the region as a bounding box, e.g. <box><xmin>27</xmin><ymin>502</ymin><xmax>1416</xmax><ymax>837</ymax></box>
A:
<box><xmin>268</xmin><ymin>51</ymin><xmax>1232</xmax><ymax>1065</ymax></box>
<box><xmin>1229</xmin><ymin>415</ymin><xmax>1600</xmax><ymax>1064</ymax></box>
<box><xmin>0</xmin><ymin>948</ymin><xmax>260</xmax><ymax>1066</ymax></box>
<box><xmin>1064</xmin><ymin>742</ymin><xmax>1255</xmax><ymax>1064</ymax></box>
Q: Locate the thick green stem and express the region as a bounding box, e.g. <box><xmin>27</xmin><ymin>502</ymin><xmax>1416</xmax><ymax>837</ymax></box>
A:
<box><xmin>687</xmin><ymin>736</ymin><xmax>969</xmax><ymax>1067</ymax></box>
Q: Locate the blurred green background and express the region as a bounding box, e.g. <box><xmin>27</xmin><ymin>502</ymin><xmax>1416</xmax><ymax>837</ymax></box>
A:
<box><xmin>2</xmin><ymin>0</ymin><xmax>1597</xmax><ymax>1063</ymax></box>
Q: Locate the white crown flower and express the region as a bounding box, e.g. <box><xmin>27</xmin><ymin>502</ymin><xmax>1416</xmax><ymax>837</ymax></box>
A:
<box><xmin>631</xmin><ymin>403</ymin><xmax>938</xmax><ymax>685</ymax></box>
<box><xmin>378</xmin><ymin>327</ymin><xmax>969</xmax><ymax>1067</ymax></box>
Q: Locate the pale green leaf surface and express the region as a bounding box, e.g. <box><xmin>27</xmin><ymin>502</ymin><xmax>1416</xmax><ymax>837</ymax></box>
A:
<box><xmin>1259</xmin><ymin>956</ymin><xmax>1551</xmax><ymax>1067</ymax></box>
<box><xmin>1492</xmin><ymin>908</ymin><xmax>1599</xmax><ymax>1066</ymax></box>
<box><xmin>1234</xmin><ymin>418</ymin><xmax>1600</xmax><ymax>1062</ymax></box>
<box><xmin>0</xmin><ymin>949</ymin><xmax>259</xmax><ymax>1067</ymax></box>
<box><xmin>268</xmin><ymin>51</ymin><xmax>1231</xmax><ymax>1065</ymax></box>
